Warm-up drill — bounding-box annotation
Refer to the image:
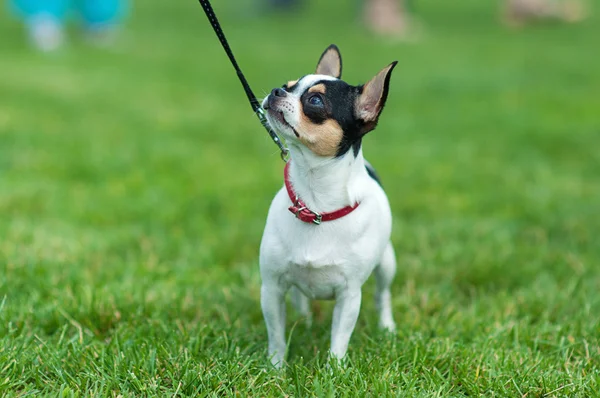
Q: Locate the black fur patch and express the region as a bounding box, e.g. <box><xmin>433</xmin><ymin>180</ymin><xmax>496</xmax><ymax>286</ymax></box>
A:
<box><xmin>365</xmin><ymin>161</ymin><xmax>383</xmax><ymax>187</ymax></box>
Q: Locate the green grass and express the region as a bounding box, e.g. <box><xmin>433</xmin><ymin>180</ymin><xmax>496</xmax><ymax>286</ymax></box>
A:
<box><xmin>1</xmin><ymin>0</ymin><xmax>599</xmax><ymax>396</ymax></box>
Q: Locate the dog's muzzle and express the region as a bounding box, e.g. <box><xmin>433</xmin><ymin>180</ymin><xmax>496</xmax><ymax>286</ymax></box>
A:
<box><xmin>264</xmin><ymin>88</ymin><xmax>287</xmax><ymax>110</ymax></box>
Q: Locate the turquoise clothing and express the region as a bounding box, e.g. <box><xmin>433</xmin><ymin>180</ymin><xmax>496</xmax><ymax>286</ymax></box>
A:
<box><xmin>11</xmin><ymin>0</ymin><xmax>127</xmax><ymax>25</ymax></box>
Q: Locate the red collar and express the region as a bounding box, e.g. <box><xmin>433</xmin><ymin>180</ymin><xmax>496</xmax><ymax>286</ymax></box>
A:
<box><xmin>284</xmin><ymin>162</ymin><xmax>360</xmax><ymax>225</ymax></box>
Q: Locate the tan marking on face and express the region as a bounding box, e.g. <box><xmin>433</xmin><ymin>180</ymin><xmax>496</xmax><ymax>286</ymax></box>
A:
<box><xmin>286</xmin><ymin>79</ymin><xmax>299</xmax><ymax>89</ymax></box>
<box><xmin>296</xmin><ymin>112</ymin><xmax>343</xmax><ymax>157</ymax></box>
<box><xmin>308</xmin><ymin>84</ymin><xmax>326</xmax><ymax>95</ymax></box>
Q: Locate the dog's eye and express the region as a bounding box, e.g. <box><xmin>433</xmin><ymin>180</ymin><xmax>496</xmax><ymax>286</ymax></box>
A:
<box><xmin>308</xmin><ymin>95</ymin><xmax>323</xmax><ymax>107</ymax></box>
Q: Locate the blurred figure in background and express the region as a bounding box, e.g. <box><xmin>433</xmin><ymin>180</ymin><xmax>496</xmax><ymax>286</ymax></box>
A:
<box><xmin>9</xmin><ymin>0</ymin><xmax>128</xmax><ymax>52</ymax></box>
<box><xmin>503</xmin><ymin>0</ymin><xmax>587</xmax><ymax>26</ymax></box>
<box><xmin>364</xmin><ymin>0</ymin><xmax>413</xmax><ymax>38</ymax></box>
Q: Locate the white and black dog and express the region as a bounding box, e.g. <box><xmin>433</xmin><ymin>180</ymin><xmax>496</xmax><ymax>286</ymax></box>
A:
<box><xmin>260</xmin><ymin>45</ymin><xmax>397</xmax><ymax>367</ymax></box>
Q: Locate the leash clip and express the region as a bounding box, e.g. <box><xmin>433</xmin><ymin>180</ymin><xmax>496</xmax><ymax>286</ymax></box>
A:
<box><xmin>255</xmin><ymin>107</ymin><xmax>289</xmax><ymax>162</ymax></box>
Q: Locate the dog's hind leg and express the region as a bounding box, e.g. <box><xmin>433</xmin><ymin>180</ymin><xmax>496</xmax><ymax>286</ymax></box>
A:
<box><xmin>290</xmin><ymin>286</ymin><xmax>312</xmax><ymax>326</ymax></box>
<box><xmin>374</xmin><ymin>242</ymin><xmax>396</xmax><ymax>331</ymax></box>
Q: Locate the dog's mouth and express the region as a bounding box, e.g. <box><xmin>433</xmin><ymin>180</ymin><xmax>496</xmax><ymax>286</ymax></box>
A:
<box><xmin>272</xmin><ymin>110</ymin><xmax>290</xmax><ymax>127</ymax></box>
<box><xmin>267</xmin><ymin>109</ymin><xmax>299</xmax><ymax>137</ymax></box>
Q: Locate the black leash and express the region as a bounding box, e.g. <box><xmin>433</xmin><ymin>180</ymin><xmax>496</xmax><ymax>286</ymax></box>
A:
<box><xmin>197</xmin><ymin>0</ymin><xmax>289</xmax><ymax>161</ymax></box>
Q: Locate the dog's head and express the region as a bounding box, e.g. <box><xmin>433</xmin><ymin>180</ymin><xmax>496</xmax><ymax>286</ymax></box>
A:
<box><xmin>263</xmin><ymin>44</ymin><xmax>397</xmax><ymax>158</ymax></box>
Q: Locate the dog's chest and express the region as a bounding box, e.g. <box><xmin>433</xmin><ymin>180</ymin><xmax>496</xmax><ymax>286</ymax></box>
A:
<box><xmin>284</xmin><ymin>263</ymin><xmax>346</xmax><ymax>300</ymax></box>
<box><xmin>274</xmin><ymin>227</ymin><xmax>376</xmax><ymax>300</ymax></box>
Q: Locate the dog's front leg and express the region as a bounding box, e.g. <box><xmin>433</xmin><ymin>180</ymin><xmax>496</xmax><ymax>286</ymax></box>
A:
<box><xmin>261</xmin><ymin>282</ymin><xmax>287</xmax><ymax>368</ymax></box>
<box><xmin>329</xmin><ymin>288</ymin><xmax>362</xmax><ymax>360</ymax></box>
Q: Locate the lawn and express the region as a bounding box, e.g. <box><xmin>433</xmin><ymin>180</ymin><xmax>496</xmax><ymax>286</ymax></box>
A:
<box><xmin>1</xmin><ymin>0</ymin><xmax>599</xmax><ymax>396</ymax></box>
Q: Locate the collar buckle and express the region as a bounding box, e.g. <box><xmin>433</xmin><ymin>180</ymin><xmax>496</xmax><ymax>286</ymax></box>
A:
<box><xmin>291</xmin><ymin>198</ymin><xmax>323</xmax><ymax>225</ymax></box>
<box><xmin>291</xmin><ymin>205</ymin><xmax>322</xmax><ymax>225</ymax></box>
<box><xmin>312</xmin><ymin>213</ymin><xmax>323</xmax><ymax>225</ymax></box>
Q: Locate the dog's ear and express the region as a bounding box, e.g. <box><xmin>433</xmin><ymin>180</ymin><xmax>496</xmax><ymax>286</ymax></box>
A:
<box><xmin>316</xmin><ymin>44</ymin><xmax>342</xmax><ymax>79</ymax></box>
<box><xmin>355</xmin><ymin>61</ymin><xmax>397</xmax><ymax>133</ymax></box>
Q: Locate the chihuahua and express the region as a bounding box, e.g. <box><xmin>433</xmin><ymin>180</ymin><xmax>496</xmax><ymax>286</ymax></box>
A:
<box><xmin>260</xmin><ymin>44</ymin><xmax>397</xmax><ymax>367</ymax></box>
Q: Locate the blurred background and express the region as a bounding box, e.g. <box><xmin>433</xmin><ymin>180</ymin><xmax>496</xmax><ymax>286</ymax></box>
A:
<box><xmin>1</xmin><ymin>0</ymin><xmax>599</xmax><ymax>393</ymax></box>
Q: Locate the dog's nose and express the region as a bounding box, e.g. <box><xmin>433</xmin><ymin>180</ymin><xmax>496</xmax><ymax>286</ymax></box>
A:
<box><xmin>271</xmin><ymin>88</ymin><xmax>286</xmax><ymax>98</ymax></box>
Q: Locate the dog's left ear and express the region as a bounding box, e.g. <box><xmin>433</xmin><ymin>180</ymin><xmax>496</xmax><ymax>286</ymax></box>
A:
<box><xmin>316</xmin><ymin>44</ymin><xmax>342</xmax><ymax>79</ymax></box>
<box><xmin>355</xmin><ymin>61</ymin><xmax>397</xmax><ymax>134</ymax></box>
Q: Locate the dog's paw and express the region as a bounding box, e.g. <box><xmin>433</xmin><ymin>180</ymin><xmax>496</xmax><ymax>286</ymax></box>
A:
<box><xmin>271</xmin><ymin>359</ymin><xmax>285</xmax><ymax>370</ymax></box>
<box><xmin>325</xmin><ymin>353</ymin><xmax>348</xmax><ymax>373</ymax></box>
<box><xmin>270</xmin><ymin>361</ymin><xmax>285</xmax><ymax>371</ymax></box>
<box><xmin>378</xmin><ymin>318</ymin><xmax>396</xmax><ymax>333</ymax></box>
<box><xmin>268</xmin><ymin>353</ymin><xmax>286</xmax><ymax>370</ymax></box>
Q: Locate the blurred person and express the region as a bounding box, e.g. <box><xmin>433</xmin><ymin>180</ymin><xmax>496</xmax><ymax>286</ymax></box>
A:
<box><xmin>9</xmin><ymin>0</ymin><xmax>128</xmax><ymax>52</ymax></box>
<box><xmin>503</xmin><ymin>0</ymin><xmax>588</xmax><ymax>26</ymax></box>
<box><xmin>364</xmin><ymin>0</ymin><xmax>413</xmax><ymax>38</ymax></box>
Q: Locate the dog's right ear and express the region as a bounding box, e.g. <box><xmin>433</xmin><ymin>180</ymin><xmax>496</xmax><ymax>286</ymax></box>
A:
<box><xmin>316</xmin><ymin>44</ymin><xmax>342</xmax><ymax>79</ymax></box>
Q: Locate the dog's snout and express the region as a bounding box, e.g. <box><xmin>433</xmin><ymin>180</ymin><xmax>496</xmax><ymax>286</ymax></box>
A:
<box><xmin>271</xmin><ymin>88</ymin><xmax>286</xmax><ymax>98</ymax></box>
<box><xmin>267</xmin><ymin>88</ymin><xmax>287</xmax><ymax>110</ymax></box>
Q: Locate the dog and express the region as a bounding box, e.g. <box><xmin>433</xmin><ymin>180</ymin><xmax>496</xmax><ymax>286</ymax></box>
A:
<box><xmin>260</xmin><ymin>44</ymin><xmax>397</xmax><ymax>368</ymax></box>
